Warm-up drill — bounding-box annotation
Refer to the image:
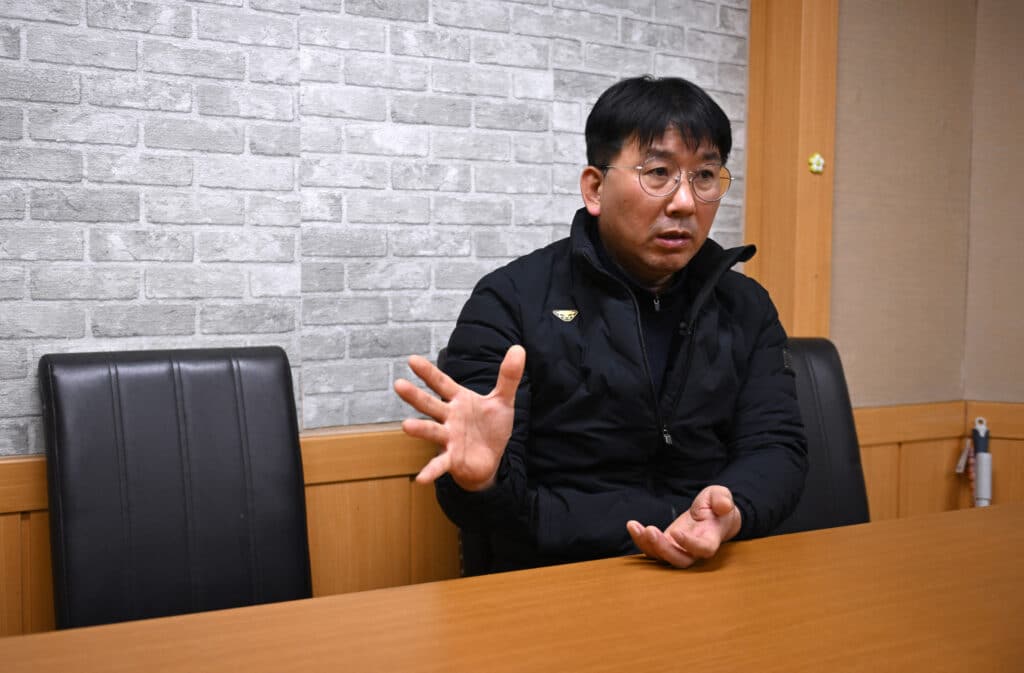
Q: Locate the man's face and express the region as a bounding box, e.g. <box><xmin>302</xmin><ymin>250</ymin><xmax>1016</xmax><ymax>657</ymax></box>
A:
<box><xmin>584</xmin><ymin>127</ymin><xmax>722</xmax><ymax>291</ymax></box>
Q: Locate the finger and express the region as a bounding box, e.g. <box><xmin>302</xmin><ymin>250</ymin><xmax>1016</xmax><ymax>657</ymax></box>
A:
<box><xmin>707</xmin><ymin>486</ymin><xmax>735</xmax><ymax>518</ymax></box>
<box><xmin>669</xmin><ymin>527</ymin><xmax>719</xmax><ymax>559</ymax></box>
<box><xmin>400</xmin><ymin>418</ymin><xmax>450</xmax><ymax>447</ymax></box>
<box><xmin>407</xmin><ymin>354</ymin><xmax>462</xmax><ymax>401</ymax></box>
<box><xmin>491</xmin><ymin>345</ymin><xmax>526</xmax><ymax>403</ymax></box>
<box><xmin>394</xmin><ymin>378</ymin><xmax>448</xmax><ymax>421</ymax></box>
<box><xmin>628</xmin><ymin>521</ymin><xmax>695</xmax><ymax>568</ymax></box>
<box><xmin>414</xmin><ymin>452</ymin><xmax>453</xmax><ymax>484</ymax></box>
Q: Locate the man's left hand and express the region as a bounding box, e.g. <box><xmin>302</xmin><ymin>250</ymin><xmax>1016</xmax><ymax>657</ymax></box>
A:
<box><xmin>626</xmin><ymin>485</ymin><xmax>742</xmax><ymax>568</ymax></box>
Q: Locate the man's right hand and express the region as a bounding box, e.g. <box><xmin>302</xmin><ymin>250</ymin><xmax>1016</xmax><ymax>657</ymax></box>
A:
<box><xmin>393</xmin><ymin>345</ymin><xmax>526</xmax><ymax>492</ymax></box>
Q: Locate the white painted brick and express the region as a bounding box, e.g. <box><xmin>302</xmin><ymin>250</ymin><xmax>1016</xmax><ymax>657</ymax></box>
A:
<box><xmin>197</xmin><ymin>155</ymin><xmax>294</xmax><ymax>191</ymax></box>
<box><xmin>300</xmin><ymin>190</ymin><xmax>344</xmax><ymax>221</ymax></box>
<box><xmin>146</xmin><ymin>191</ymin><xmax>245</xmax><ymax>225</ymax></box>
<box><xmin>249</xmin><ymin>48</ymin><xmax>300</xmax><ymax>84</ymax></box>
<box><xmin>146</xmin><ymin>267</ymin><xmax>246</xmax><ymax>298</ymax></box>
<box><xmin>300</xmin><ymin>48</ymin><xmax>341</xmax><ymax>82</ymax></box>
<box><xmin>27</xmin><ymin>27</ymin><xmax>136</xmax><ymax>69</ymax></box>
<box><xmin>346</xmin><ymin>124</ymin><xmax>428</xmax><ymax>157</ymax></box>
<box><xmin>390</xmin><ymin>293</ymin><xmax>467</xmax><ymax>322</ymax></box>
<box><xmin>0</xmin><ymin>379</ymin><xmax>36</xmax><ymax>419</ymax></box>
<box><xmin>250</xmin><ymin>264</ymin><xmax>300</xmax><ymax>297</ymax></box>
<box><xmin>145</xmin><ymin>119</ymin><xmax>244</xmax><ymax>154</ymax></box>
<box><xmin>514</xmin><ymin>135</ymin><xmax>552</xmax><ymax>163</ymax></box>
<box><xmin>346</xmin><ymin>0</ymin><xmax>427</xmax><ymax>21</ymax></box>
<box><xmin>302</xmin><ymin>360</ymin><xmax>387</xmax><ymax>394</ymax></box>
<box><xmin>300</xmin><ymin>83</ymin><xmax>386</xmax><ymax>120</ymax></box>
<box><xmin>0</xmin><ymin>344</ymin><xmax>27</xmax><ymax>378</ymax></box>
<box><xmin>346</xmin><ymin>192</ymin><xmax>429</xmax><ymax>224</ymax></box>
<box><xmin>91</xmin><ymin>304</ymin><xmax>196</xmax><ymax>337</ymax></box>
<box><xmin>655</xmin><ymin>0</ymin><xmax>716</xmax><ymax>27</ymax></box>
<box><xmin>552</xmin><ymin>164</ymin><xmax>579</xmax><ymax>193</ymax></box>
<box><xmin>475</xmin><ymin>100</ymin><xmax>548</xmax><ymax>131</ymax></box>
<box><xmin>189</xmin><ymin>0</ymin><xmax>243</xmax><ymax>6</ymax></box>
<box><xmin>298</xmin><ymin>0</ymin><xmax>340</xmax><ymax>11</ymax></box>
<box><xmin>347</xmin><ymin>260</ymin><xmax>430</xmax><ymax>289</ymax></box>
<box><xmin>0</xmin><ymin>265</ymin><xmax>24</xmax><ymax>298</ymax></box>
<box><xmin>344</xmin><ymin>53</ymin><xmax>429</xmax><ymax>91</ymax></box>
<box><xmin>0</xmin><ymin>420</ymin><xmax>31</xmax><ymax>455</ymax></box>
<box><xmin>0</xmin><ymin>0</ymin><xmax>80</xmax><ymax>25</ymax></box>
<box><xmin>86</xmin><ymin>74</ymin><xmax>192</xmax><ymax>112</ymax></box>
<box><xmin>475</xmin><ymin>164</ymin><xmax>550</xmax><ymax>194</ymax></box>
<box><xmin>513</xmin><ymin>70</ymin><xmax>553</xmax><ymax>100</ymax></box>
<box><xmin>89</xmin><ymin>228</ymin><xmax>193</xmax><ymax>261</ymax></box>
<box><xmin>584</xmin><ymin>43</ymin><xmax>652</xmax><ymax>75</ymax></box>
<box><xmin>0</xmin><ymin>185</ymin><xmax>24</xmax><ymax>218</ymax></box>
<box><xmin>252</xmin><ymin>0</ymin><xmax>301</xmax><ymax>14</ymax></box>
<box><xmin>249</xmin><ymin>194</ymin><xmax>301</xmax><ymax>226</ymax></box>
<box><xmin>0</xmin><ymin>304</ymin><xmax>85</xmax><ymax>338</ymax></box>
<box><xmin>389</xmin><ymin>26</ymin><xmax>469</xmax><ymax>61</ymax></box>
<box><xmin>552</xmin><ymin>132</ymin><xmax>585</xmax><ymax>164</ymax></box>
<box><xmin>301</xmin><ymin>117</ymin><xmax>346</xmax><ymax>152</ymax></box>
<box><xmin>300</xmin><ymin>155</ymin><xmax>388</xmax><ymax>188</ymax></box>
<box><xmin>302</xmin><ymin>393</ymin><xmax>348</xmax><ymax>428</ymax></box>
<box><xmin>391</xmin><ymin>93</ymin><xmax>471</xmax><ymax>127</ymax></box>
<box><xmin>717</xmin><ymin>62</ymin><xmax>747</xmax><ymax>93</ymax></box>
<box><xmin>653</xmin><ymin>53</ymin><xmax>716</xmax><ymax>90</ymax></box>
<box><xmin>713</xmin><ymin>203</ymin><xmax>742</xmax><ymax>231</ymax></box>
<box><xmin>432</xmin><ymin>63</ymin><xmax>509</xmax><ymax>97</ymax></box>
<box><xmin>473</xmin><ymin>35</ymin><xmax>548</xmax><ymax>69</ymax></box>
<box><xmin>87</xmin><ymin>152</ymin><xmax>192</xmax><ymax>186</ymax></box>
<box><xmin>200</xmin><ymin>301</ymin><xmax>296</xmax><ymax>334</ymax></box>
<box><xmin>1</xmin><ymin>23</ymin><xmax>18</xmax><ymax>58</ymax></box>
<box><xmin>434</xmin><ymin>0</ymin><xmax>509</xmax><ymax>32</ymax></box>
<box><xmin>392</xmin><ymin>162</ymin><xmax>470</xmax><ymax>191</ymax></box>
<box><xmin>687</xmin><ymin>29</ymin><xmax>746</xmax><ymax>64</ymax></box>
<box><xmin>0</xmin><ymin>147</ymin><xmax>82</xmax><ymax>182</ymax></box>
<box><xmin>553</xmin><ymin>69</ymin><xmax>617</xmax><ymax>102</ymax></box>
<box><xmin>550</xmin><ymin>38</ymin><xmax>583</xmax><ymax>69</ymax></box>
<box><xmin>29</xmin><ymin>267</ymin><xmax>139</xmax><ymax>299</ymax></box>
<box><xmin>349</xmin><ymin>389</ymin><xmax>419</xmax><ymax>425</ymax></box>
<box><xmin>556</xmin><ymin>0</ymin><xmax>653</xmax><ymax>14</ymax></box>
<box><xmin>198</xmin><ymin>9</ymin><xmax>295</xmax><ymax>48</ymax></box>
<box><xmin>250</xmin><ymin>124</ymin><xmax>300</xmax><ymax>156</ymax></box>
<box><xmin>31</xmin><ymin>187</ymin><xmax>139</xmax><ymax>222</ymax></box>
<box><xmin>622</xmin><ymin>18</ymin><xmax>686</xmax><ymax>50</ymax></box>
<box><xmin>709</xmin><ymin>89</ymin><xmax>744</xmax><ymax>121</ymax></box>
<box><xmin>302</xmin><ymin>226</ymin><xmax>387</xmax><ymax>257</ymax></box>
<box><xmin>474</xmin><ymin>228</ymin><xmax>553</xmax><ymax>257</ymax></box>
<box><xmin>431</xmin><ymin>130</ymin><xmax>509</xmax><ymax>161</ymax></box>
<box><xmin>433</xmin><ymin>195</ymin><xmax>511</xmax><ymax>225</ymax></box>
<box><xmin>143</xmin><ymin>40</ymin><xmax>245</xmax><ymax>80</ymax></box>
<box><xmin>512</xmin><ymin>195</ymin><xmax>582</xmax><ymax>225</ymax></box>
<box><xmin>0</xmin><ymin>226</ymin><xmax>82</xmax><ymax>259</ymax></box>
<box><xmin>198</xmin><ymin>83</ymin><xmax>293</xmax><ymax>120</ymax></box>
<box><xmin>390</xmin><ymin>227</ymin><xmax>471</xmax><ymax>256</ymax></box>
<box><xmin>434</xmin><ymin>259</ymin><xmax>505</xmax><ymax>289</ymax></box>
<box><xmin>0</xmin><ymin>64</ymin><xmax>79</xmax><ymax>103</ymax></box>
<box><xmin>298</xmin><ymin>16</ymin><xmax>385</xmax><ymax>51</ymax></box>
<box><xmin>512</xmin><ymin>7</ymin><xmax>617</xmax><ymax>39</ymax></box>
<box><xmin>87</xmin><ymin>0</ymin><xmax>192</xmax><ymax>37</ymax></box>
<box><xmin>302</xmin><ymin>296</ymin><xmax>387</xmax><ymax>326</ymax></box>
<box><xmin>349</xmin><ymin>325</ymin><xmax>431</xmax><ymax>357</ymax></box>
<box><xmin>197</xmin><ymin>229</ymin><xmax>295</xmax><ymax>261</ymax></box>
<box><xmin>0</xmin><ymin>106</ymin><xmax>21</xmax><ymax>139</ymax></box>
<box><xmin>29</xmin><ymin>108</ymin><xmax>137</xmax><ymax>146</ymax></box>
<box><xmin>719</xmin><ymin>5</ymin><xmax>749</xmax><ymax>34</ymax></box>
<box><xmin>301</xmin><ymin>262</ymin><xmax>345</xmax><ymax>292</ymax></box>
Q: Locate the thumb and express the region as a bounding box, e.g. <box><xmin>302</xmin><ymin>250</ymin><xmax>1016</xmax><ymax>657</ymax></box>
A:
<box><xmin>492</xmin><ymin>345</ymin><xmax>526</xmax><ymax>402</ymax></box>
<box><xmin>708</xmin><ymin>486</ymin><xmax>736</xmax><ymax>517</ymax></box>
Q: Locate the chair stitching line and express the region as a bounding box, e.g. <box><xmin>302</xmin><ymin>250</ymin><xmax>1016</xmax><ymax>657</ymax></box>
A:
<box><xmin>231</xmin><ymin>356</ymin><xmax>260</xmax><ymax>603</ymax></box>
<box><xmin>804</xmin><ymin>350</ymin><xmax>837</xmax><ymax>514</ymax></box>
<box><xmin>172</xmin><ymin>359</ymin><xmax>199</xmax><ymax>611</ymax></box>
<box><xmin>43</xmin><ymin>361</ymin><xmax>71</xmax><ymax>626</ymax></box>
<box><xmin>109</xmin><ymin>361</ymin><xmax>136</xmax><ymax>620</ymax></box>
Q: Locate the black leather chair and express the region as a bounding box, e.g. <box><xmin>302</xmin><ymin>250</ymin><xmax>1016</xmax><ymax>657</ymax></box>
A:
<box><xmin>38</xmin><ymin>347</ymin><xmax>312</xmax><ymax>628</ymax></box>
<box><xmin>771</xmin><ymin>337</ymin><xmax>870</xmax><ymax>535</ymax></box>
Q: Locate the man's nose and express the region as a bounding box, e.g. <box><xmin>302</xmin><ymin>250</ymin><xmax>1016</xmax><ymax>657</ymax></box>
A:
<box><xmin>665</xmin><ymin>177</ymin><xmax>696</xmax><ymax>216</ymax></box>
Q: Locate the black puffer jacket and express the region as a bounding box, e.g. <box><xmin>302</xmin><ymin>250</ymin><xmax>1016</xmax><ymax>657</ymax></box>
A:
<box><xmin>437</xmin><ymin>208</ymin><xmax>807</xmax><ymax>571</ymax></box>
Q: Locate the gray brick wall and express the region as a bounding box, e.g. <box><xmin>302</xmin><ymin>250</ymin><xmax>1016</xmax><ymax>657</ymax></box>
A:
<box><xmin>0</xmin><ymin>0</ymin><xmax>749</xmax><ymax>454</ymax></box>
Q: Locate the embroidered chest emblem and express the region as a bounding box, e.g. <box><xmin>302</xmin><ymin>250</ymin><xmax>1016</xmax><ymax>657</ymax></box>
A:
<box><xmin>552</xmin><ymin>310</ymin><xmax>578</xmax><ymax>322</ymax></box>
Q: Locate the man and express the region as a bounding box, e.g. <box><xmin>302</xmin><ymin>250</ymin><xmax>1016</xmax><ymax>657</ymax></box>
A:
<box><xmin>394</xmin><ymin>76</ymin><xmax>807</xmax><ymax>572</ymax></box>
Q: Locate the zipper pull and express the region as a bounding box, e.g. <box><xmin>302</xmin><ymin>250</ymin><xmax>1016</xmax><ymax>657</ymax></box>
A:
<box><xmin>653</xmin><ymin>295</ymin><xmax>660</xmax><ymax>312</ymax></box>
<box><xmin>662</xmin><ymin>426</ymin><xmax>673</xmax><ymax>445</ymax></box>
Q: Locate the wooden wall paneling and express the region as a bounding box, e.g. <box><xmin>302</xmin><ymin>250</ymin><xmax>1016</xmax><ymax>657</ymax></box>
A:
<box><xmin>24</xmin><ymin>512</ymin><xmax>53</xmax><ymax>634</ymax></box>
<box><xmin>898</xmin><ymin>438</ymin><xmax>972</xmax><ymax>518</ymax></box>
<box><xmin>1</xmin><ymin>513</ymin><xmax>22</xmax><ymax>636</ymax></box>
<box><xmin>408</xmin><ymin>481</ymin><xmax>460</xmax><ymax>585</ymax></box>
<box><xmin>300</xmin><ymin>427</ymin><xmax>436</xmax><ymax>485</ymax></box>
<box><xmin>991</xmin><ymin>439</ymin><xmax>1024</xmax><ymax>506</ymax></box>
<box><xmin>854</xmin><ymin>401</ymin><xmax>965</xmax><ymax>447</ymax></box>
<box><xmin>858</xmin><ymin>443</ymin><xmax>899</xmax><ymax>521</ymax></box>
<box><xmin>305</xmin><ymin>477</ymin><xmax>411</xmax><ymax>597</ymax></box>
<box><xmin>0</xmin><ymin>457</ymin><xmax>47</xmax><ymax>515</ymax></box>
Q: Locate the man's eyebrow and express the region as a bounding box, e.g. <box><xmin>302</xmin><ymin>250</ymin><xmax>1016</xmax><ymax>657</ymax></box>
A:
<box><xmin>643</xmin><ymin>146</ymin><xmax>723</xmax><ymax>163</ymax></box>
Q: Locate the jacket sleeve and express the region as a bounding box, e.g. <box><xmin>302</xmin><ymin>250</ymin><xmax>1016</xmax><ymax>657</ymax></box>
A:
<box><xmin>435</xmin><ymin>269</ymin><xmax>675</xmax><ymax>556</ymax></box>
<box><xmin>714</xmin><ymin>285</ymin><xmax>808</xmax><ymax>539</ymax></box>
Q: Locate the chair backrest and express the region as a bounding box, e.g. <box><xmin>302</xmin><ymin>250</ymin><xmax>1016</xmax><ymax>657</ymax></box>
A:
<box><xmin>38</xmin><ymin>347</ymin><xmax>312</xmax><ymax>628</ymax></box>
<box><xmin>771</xmin><ymin>337</ymin><xmax>870</xmax><ymax>535</ymax></box>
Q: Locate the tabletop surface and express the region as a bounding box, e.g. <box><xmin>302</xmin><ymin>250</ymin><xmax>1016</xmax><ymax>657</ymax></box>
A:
<box><xmin>2</xmin><ymin>504</ymin><xmax>1022</xmax><ymax>673</ymax></box>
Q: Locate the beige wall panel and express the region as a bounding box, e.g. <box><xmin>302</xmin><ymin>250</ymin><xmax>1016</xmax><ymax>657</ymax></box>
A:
<box><xmin>408</xmin><ymin>483</ymin><xmax>460</xmax><ymax>584</ymax></box>
<box><xmin>25</xmin><ymin>512</ymin><xmax>54</xmax><ymax>634</ymax></box>
<box><xmin>305</xmin><ymin>478</ymin><xmax>411</xmax><ymax>596</ymax></box>
<box><xmin>831</xmin><ymin>0</ymin><xmax>974</xmax><ymax>406</ymax></box>
<box><xmin>964</xmin><ymin>0</ymin><xmax>1024</xmax><ymax>402</ymax></box>
<box><xmin>1</xmin><ymin>514</ymin><xmax>22</xmax><ymax>636</ymax></box>
<box><xmin>859</xmin><ymin>444</ymin><xmax>899</xmax><ymax>521</ymax></box>
<box><xmin>898</xmin><ymin>438</ymin><xmax>972</xmax><ymax>517</ymax></box>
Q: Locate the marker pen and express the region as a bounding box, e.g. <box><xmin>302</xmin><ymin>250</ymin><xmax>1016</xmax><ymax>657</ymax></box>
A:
<box><xmin>973</xmin><ymin>417</ymin><xmax>991</xmax><ymax>508</ymax></box>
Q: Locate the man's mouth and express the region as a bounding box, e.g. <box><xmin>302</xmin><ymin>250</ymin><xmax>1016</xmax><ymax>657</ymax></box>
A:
<box><xmin>654</xmin><ymin>229</ymin><xmax>693</xmax><ymax>248</ymax></box>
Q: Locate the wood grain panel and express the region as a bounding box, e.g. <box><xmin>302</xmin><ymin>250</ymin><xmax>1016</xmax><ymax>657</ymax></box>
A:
<box><xmin>0</xmin><ymin>457</ymin><xmax>47</xmax><ymax>515</ymax></box>
<box><xmin>854</xmin><ymin>401</ymin><xmax>964</xmax><ymax>446</ymax></box>
<box><xmin>898</xmin><ymin>438</ymin><xmax>972</xmax><ymax>518</ymax></box>
<box><xmin>300</xmin><ymin>427</ymin><xmax>436</xmax><ymax>485</ymax></box>
<box><xmin>1</xmin><ymin>513</ymin><xmax>22</xmax><ymax>636</ymax></box>
<box><xmin>305</xmin><ymin>478</ymin><xmax>411</xmax><ymax>596</ymax></box>
<box><xmin>859</xmin><ymin>443</ymin><xmax>899</xmax><ymax>521</ymax></box>
<box><xmin>992</xmin><ymin>439</ymin><xmax>1024</xmax><ymax>506</ymax></box>
<box><xmin>408</xmin><ymin>481</ymin><xmax>460</xmax><ymax>584</ymax></box>
<box><xmin>24</xmin><ymin>512</ymin><xmax>54</xmax><ymax>633</ymax></box>
<box><xmin>965</xmin><ymin>401</ymin><xmax>1024</xmax><ymax>439</ymax></box>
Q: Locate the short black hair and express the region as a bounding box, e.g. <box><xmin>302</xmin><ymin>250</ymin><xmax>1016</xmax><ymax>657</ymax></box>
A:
<box><xmin>585</xmin><ymin>75</ymin><xmax>732</xmax><ymax>168</ymax></box>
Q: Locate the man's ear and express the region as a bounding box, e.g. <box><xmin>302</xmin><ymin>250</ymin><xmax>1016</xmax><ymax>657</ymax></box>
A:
<box><xmin>580</xmin><ymin>166</ymin><xmax>604</xmax><ymax>217</ymax></box>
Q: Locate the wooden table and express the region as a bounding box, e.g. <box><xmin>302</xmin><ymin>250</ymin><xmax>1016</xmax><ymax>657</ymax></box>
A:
<box><xmin>2</xmin><ymin>504</ymin><xmax>1022</xmax><ymax>672</ymax></box>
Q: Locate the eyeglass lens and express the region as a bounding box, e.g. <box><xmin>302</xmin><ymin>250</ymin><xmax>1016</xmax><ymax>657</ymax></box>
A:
<box><xmin>638</xmin><ymin>157</ymin><xmax>730</xmax><ymax>201</ymax></box>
